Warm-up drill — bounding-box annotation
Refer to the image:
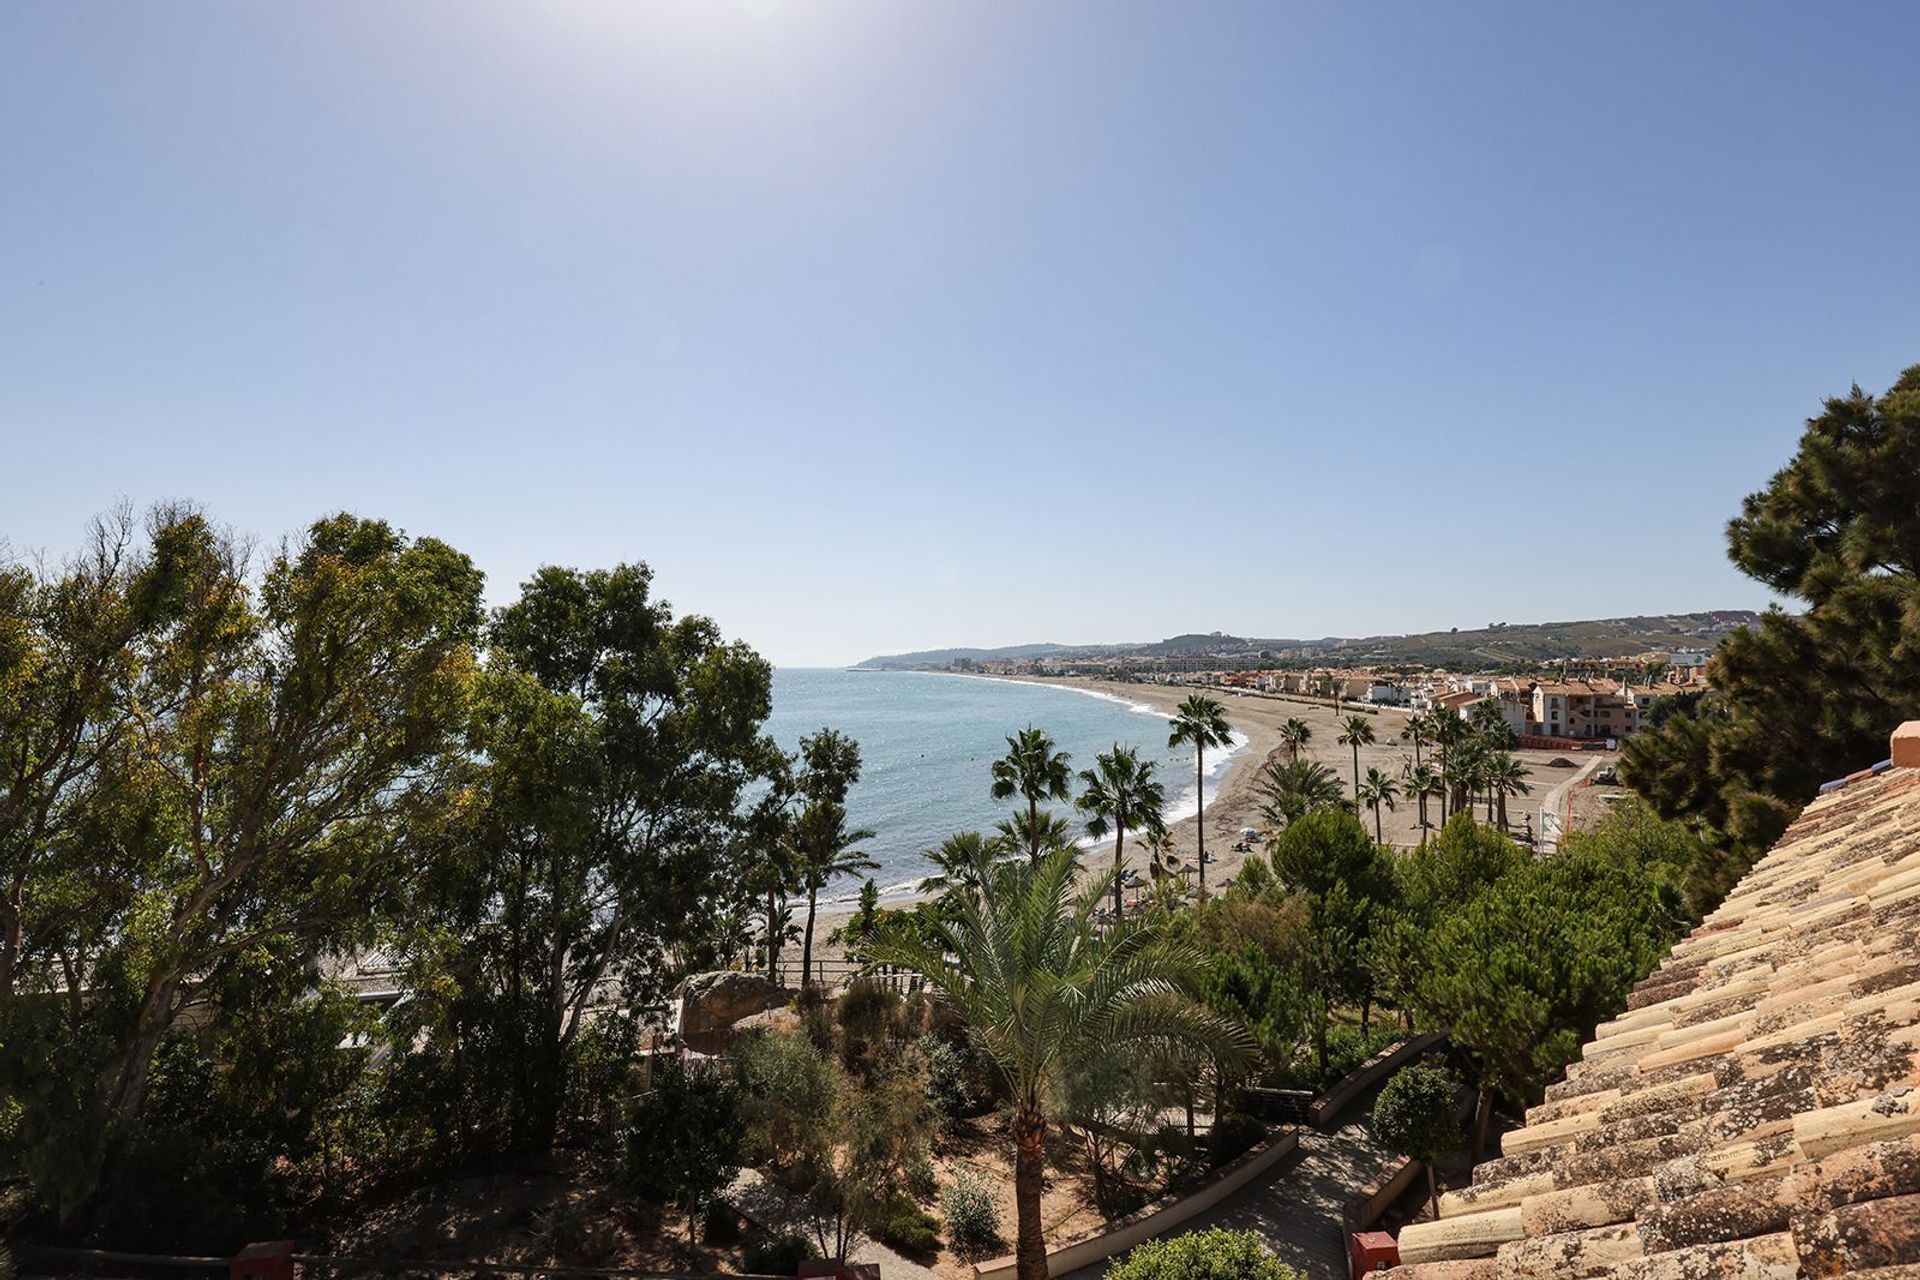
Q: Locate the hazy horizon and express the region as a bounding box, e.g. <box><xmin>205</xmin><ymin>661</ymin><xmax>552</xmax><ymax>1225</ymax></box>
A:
<box><xmin>6</xmin><ymin>1</ymin><xmax>1916</xmax><ymax>666</ymax></box>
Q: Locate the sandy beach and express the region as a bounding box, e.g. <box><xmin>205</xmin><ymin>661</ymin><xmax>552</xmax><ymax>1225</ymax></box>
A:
<box><xmin>801</xmin><ymin>675</ymin><xmax>1593</xmax><ymax>959</ymax></box>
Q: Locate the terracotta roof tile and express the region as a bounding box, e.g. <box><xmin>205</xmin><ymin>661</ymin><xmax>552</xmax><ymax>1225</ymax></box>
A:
<box><xmin>1397</xmin><ymin>733</ymin><xmax>1920</xmax><ymax>1277</ymax></box>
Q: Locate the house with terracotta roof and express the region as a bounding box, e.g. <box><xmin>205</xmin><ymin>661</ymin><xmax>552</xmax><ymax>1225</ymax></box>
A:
<box><xmin>1386</xmin><ymin>721</ymin><xmax>1920</xmax><ymax>1279</ymax></box>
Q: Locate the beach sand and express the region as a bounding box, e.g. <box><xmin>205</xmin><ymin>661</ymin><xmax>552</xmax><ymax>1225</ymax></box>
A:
<box><xmin>802</xmin><ymin>676</ymin><xmax>1594</xmax><ymax>961</ymax></box>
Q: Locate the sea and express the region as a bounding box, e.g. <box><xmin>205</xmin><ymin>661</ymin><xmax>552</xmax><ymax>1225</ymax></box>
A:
<box><xmin>765</xmin><ymin>668</ymin><xmax>1249</xmax><ymax>904</ymax></box>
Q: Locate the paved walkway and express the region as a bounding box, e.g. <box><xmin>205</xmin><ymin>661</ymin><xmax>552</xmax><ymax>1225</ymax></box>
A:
<box><xmin>1064</xmin><ymin>1106</ymin><xmax>1398</xmax><ymax>1280</ymax></box>
<box><xmin>727</xmin><ymin>1167</ymin><xmax>941</xmax><ymax>1280</ymax></box>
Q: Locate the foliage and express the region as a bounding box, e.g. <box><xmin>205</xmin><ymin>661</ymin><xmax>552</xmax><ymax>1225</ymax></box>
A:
<box><xmin>991</xmin><ymin>727</ymin><xmax>1074</xmax><ymax>864</ymax></box>
<box><xmin>1168</xmin><ymin>695</ymin><xmax>1235</xmax><ymax>891</ymax></box>
<box><xmin>743</xmin><ymin>1232</ymin><xmax>820</xmax><ymax>1273</ymax></box>
<box><xmin>1626</xmin><ymin>365</ymin><xmax>1920</xmax><ymax>885</ymax></box>
<box><xmin>872</xmin><ymin>1197</ymin><xmax>941</xmax><ymax>1254</ymax></box>
<box><xmin>1107</xmin><ymin>1227</ymin><xmax>1304</xmax><ymax>1280</ymax></box>
<box><xmin>1206</xmin><ymin>1112</ymin><xmax>1268</xmax><ymax>1168</ymax></box>
<box><xmin>623</xmin><ymin>1058</ymin><xmax>745</xmax><ymax>1244</ymax></box>
<box><xmin>1078</xmin><ymin>744</ymin><xmax>1168</xmax><ymax>919</ymax></box>
<box><xmin>940</xmin><ymin>1167</ymin><xmax>1004</xmax><ymax>1259</ymax></box>
<box><xmin>1372</xmin><ymin>1063</ymin><xmax>1462</xmax><ymax>1215</ymax></box>
<box><xmin>918</xmin><ymin>1032</ymin><xmax>990</xmax><ymax>1117</ymax></box>
<box><xmin>1254</xmin><ymin>759</ymin><xmax>1347</xmax><ymax>828</ymax></box>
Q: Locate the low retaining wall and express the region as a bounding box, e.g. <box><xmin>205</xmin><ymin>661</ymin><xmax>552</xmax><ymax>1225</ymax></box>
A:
<box><xmin>1308</xmin><ymin>1033</ymin><xmax>1443</xmax><ymax>1129</ymax></box>
<box><xmin>1344</xmin><ymin>1155</ymin><xmax>1426</xmax><ymax>1233</ymax></box>
<box><xmin>970</xmin><ymin>1126</ymin><xmax>1302</xmax><ymax>1280</ymax></box>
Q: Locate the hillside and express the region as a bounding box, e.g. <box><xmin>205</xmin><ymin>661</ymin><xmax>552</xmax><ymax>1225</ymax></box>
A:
<box><xmin>854</xmin><ymin>610</ymin><xmax>1761</xmax><ymax>671</ymax></box>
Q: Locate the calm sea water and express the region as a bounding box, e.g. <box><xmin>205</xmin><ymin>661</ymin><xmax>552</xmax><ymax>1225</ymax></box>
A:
<box><xmin>765</xmin><ymin>669</ymin><xmax>1247</xmax><ymax>903</ymax></box>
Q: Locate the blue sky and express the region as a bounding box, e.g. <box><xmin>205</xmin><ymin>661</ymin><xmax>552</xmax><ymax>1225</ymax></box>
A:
<box><xmin>4</xmin><ymin>2</ymin><xmax>1917</xmax><ymax>667</ymax></box>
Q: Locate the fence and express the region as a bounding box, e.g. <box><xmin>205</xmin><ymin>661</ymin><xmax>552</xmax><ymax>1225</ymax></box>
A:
<box><xmin>12</xmin><ymin>1244</ymin><xmax>791</xmax><ymax>1280</ymax></box>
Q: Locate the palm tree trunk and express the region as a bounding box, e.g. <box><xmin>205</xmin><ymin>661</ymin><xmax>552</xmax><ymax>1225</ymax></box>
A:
<box><xmin>1012</xmin><ymin>1107</ymin><xmax>1048</xmax><ymax>1280</ymax></box>
<box><xmin>802</xmin><ymin>882</ymin><xmax>818</xmax><ymax>991</ymax></box>
<box><xmin>1497</xmin><ymin>792</ymin><xmax>1508</xmax><ymax>829</ymax></box>
<box><xmin>1194</xmin><ymin>746</ymin><xmax>1207</xmax><ymax>896</ymax></box>
<box><xmin>1028</xmin><ymin>795</ymin><xmax>1040</xmax><ymax>865</ymax></box>
<box><xmin>1351</xmin><ymin>745</ymin><xmax>1360</xmax><ymax>795</ymax></box>
<box><xmin>1112</xmin><ymin>823</ymin><xmax>1126</xmax><ymax>922</ymax></box>
<box><xmin>1373</xmin><ymin>804</ymin><xmax>1383</xmax><ymax>843</ymax></box>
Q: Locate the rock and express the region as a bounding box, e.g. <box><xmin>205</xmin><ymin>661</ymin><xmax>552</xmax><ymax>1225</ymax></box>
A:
<box><xmin>676</xmin><ymin>970</ymin><xmax>781</xmax><ymax>1037</ymax></box>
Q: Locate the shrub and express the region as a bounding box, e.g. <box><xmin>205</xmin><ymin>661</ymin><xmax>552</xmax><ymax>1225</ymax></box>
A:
<box><xmin>940</xmin><ymin>1167</ymin><xmax>1002</xmax><ymax>1259</ymax></box>
<box><xmin>701</xmin><ymin>1195</ymin><xmax>743</xmax><ymax>1245</ymax></box>
<box><xmin>1206</xmin><ymin>1112</ymin><xmax>1268</xmax><ymax>1168</ymax></box>
<box><xmin>874</xmin><ymin>1196</ymin><xmax>940</xmax><ymax>1254</ymax></box>
<box><xmin>743</xmin><ymin>1232</ymin><xmax>819</xmax><ymax>1273</ymax></box>
<box><xmin>1108</xmin><ymin>1227</ymin><xmax>1304</xmax><ymax>1280</ymax></box>
<box><xmin>904</xmin><ymin>1150</ymin><xmax>938</xmax><ymax>1201</ymax></box>
<box><xmin>918</xmin><ymin>1033</ymin><xmax>987</xmax><ymax>1116</ymax></box>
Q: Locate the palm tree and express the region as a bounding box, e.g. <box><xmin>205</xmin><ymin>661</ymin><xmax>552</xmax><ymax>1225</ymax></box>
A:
<box><xmin>1402</xmin><ymin>762</ymin><xmax>1443</xmax><ymax>844</ymax></box>
<box><xmin>1255</xmin><ymin>757</ymin><xmax>1347</xmax><ymax>827</ymax></box>
<box><xmin>1356</xmin><ymin>766</ymin><xmax>1400</xmax><ymax>844</ymax></box>
<box><xmin>1429</xmin><ymin>708</ymin><xmax>1469</xmax><ymax>821</ymax></box>
<box><xmin>994</xmin><ymin>810</ymin><xmax>1077</xmax><ymax>863</ymax></box>
<box><xmin>1278</xmin><ymin>717</ymin><xmax>1313</xmax><ymax>764</ymax></box>
<box><xmin>1487</xmin><ymin>752</ymin><xmax>1532</xmax><ymax>830</ymax></box>
<box><xmin>793</xmin><ymin>800</ymin><xmax>878</xmax><ymax>991</ymax></box>
<box><xmin>1141</xmin><ymin>826</ymin><xmax>1180</xmax><ymax>884</ymax></box>
<box><xmin>1404</xmin><ymin>713</ymin><xmax>1430</xmax><ymax>769</ymax></box>
<box><xmin>1337</xmin><ymin>714</ymin><xmax>1376</xmax><ymax>796</ymax></box>
<box><xmin>917</xmin><ymin>830</ymin><xmax>1007</xmax><ymax>897</ymax></box>
<box><xmin>867</xmin><ymin>848</ymin><xmax>1250</xmax><ymax>1280</ymax></box>
<box><xmin>1167</xmin><ymin>695</ymin><xmax>1235</xmax><ymax>896</ymax></box>
<box><xmin>1077</xmin><ymin>744</ymin><xmax>1168</xmax><ymax>922</ymax></box>
<box><xmin>1446</xmin><ymin>738</ymin><xmax>1488</xmax><ymax>822</ymax></box>
<box><xmin>991</xmin><ymin>726</ymin><xmax>1073</xmax><ymax>865</ymax></box>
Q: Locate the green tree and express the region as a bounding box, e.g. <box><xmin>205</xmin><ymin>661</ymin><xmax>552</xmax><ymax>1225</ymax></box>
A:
<box><xmin>1486</xmin><ymin>752</ymin><xmax>1531</xmax><ymax>830</ymax></box>
<box><xmin>1078</xmin><ymin>744</ymin><xmax>1168</xmax><ymax>921</ymax></box>
<box><xmin>990</xmin><ymin>727</ymin><xmax>1073</xmax><ymax>865</ymax></box>
<box><xmin>1626</xmin><ymin>366</ymin><xmax>1920</xmax><ymax>885</ymax></box>
<box><xmin>1107</xmin><ymin>1227</ymin><xmax>1302</xmax><ymax>1280</ymax></box>
<box><xmin>915</xmin><ymin>831</ymin><xmax>1006</xmax><ymax>897</ymax></box>
<box><xmin>1254</xmin><ymin>758</ymin><xmax>1347</xmax><ymax>828</ymax></box>
<box><xmin>1356</xmin><ymin>767</ymin><xmax>1400</xmax><ymax>844</ymax></box>
<box><xmin>1168</xmin><ymin>696</ymin><xmax>1236</xmax><ymax>896</ymax></box>
<box><xmin>400</xmin><ymin>560</ymin><xmax>777</xmax><ymax>1156</ymax></box>
<box><xmin>1336</xmin><ymin>714</ymin><xmax>1376</xmax><ymax>796</ymax></box>
<box><xmin>794</xmin><ymin>800</ymin><xmax>878</xmax><ymax>992</ymax></box>
<box><xmin>1428</xmin><ymin>708</ymin><xmax>1469</xmax><ymax>822</ymax></box>
<box><xmin>1401</xmin><ymin>763</ymin><xmax>1443</xmax><ymax>843</ymax></box>
<box><xmin>868</xmin><ymin>847</ymin><xmax>1249</xmax><ymax>1280</ymax></box>
<box><xmin>1372</xmin><ymin>1063</ymin><xmax>1462</xmax><ymax>1218</ymax></box>
<box><xmin>1277</xmin><ymin>718</ymin><xmax>1313</xmax><ymax>764</ymax></box>
<box><xmin>1404</xmin><ymin>713</ymin><xmax>1430</xmax><ymax>769</ymax></box>
<box><xmin>625</xmin><ymin>1057</ymin><xmax>746</xmax><ymax>1256</ymax></box>
<box><xmin>1</xmin><ymin>510</ymin><xmax>484</xmax><ymax>1227</ymax></box>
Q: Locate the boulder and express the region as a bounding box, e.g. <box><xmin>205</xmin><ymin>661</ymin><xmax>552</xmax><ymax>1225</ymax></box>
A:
<box><xmin>676</xmin><ymin>970</ymin><xmax>781</xmax><ymax>1037</ymax></box>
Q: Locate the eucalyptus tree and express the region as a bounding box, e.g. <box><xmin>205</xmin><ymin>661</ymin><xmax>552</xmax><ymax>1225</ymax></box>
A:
<box><xmin>1337</xmin><ymin>714</ymin><xmax>1377</xmax><ymax>796</ymax></box>
<box><xmin>1077</xmin><ymin>744</ymin><xmax>1168</xmax><ymax>921</ymax></box>
<box><xmin>991</xmin><ymin>726</ymin><xmax>1073</xmax><ymax>865</ymax></box>
<box><xmin>1168</xmin><ymin>695</ymin><xmax>1235</xmax><ymax>896</ymax></box>
<box><xmin>1278</xmin><ymin>718</ymin><xmax>1313</xmax><ymax>764</ymax></box>
<box><xmin>1357</xmin><ymin>767</ymin><xmax>1401</xmax><ymax>845</ymax></box>
<box><xmin>2</xmin><ymin>509</ymin><xmax>486</xmax><ymax>1226</ymax></box>
<box><xmin>409</xmin><ymin>559</ymin><xmax>781</xmax><ymax>1156</ymax></box>
<box><xmin>868</xmin><ymin>848</ymin><xmax>1251</xmax><ymax>1280</ymax></box>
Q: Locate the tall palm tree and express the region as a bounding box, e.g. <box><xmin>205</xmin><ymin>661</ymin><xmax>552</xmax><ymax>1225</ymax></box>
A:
<box><xmin>917</xmin><ymin>830</ymin><xmax>1007</xmax><ymax>897</ymax></box>
<box><xmin>1356</xmin><ymin>766</ymin><xmax>1401</xmax><ymax>844</ymax></box>
<box><xmin>867</xmin><ymin>849</ymin><xmax>1250</xmax><ymax>1280</ymax></box>
<box><xmin>991</xmin><ymin>726</ymin><xmax>1073</xmax><ymax>865</ymax></box>
<box><xmin>1337</xmin><ymin>714</ymin><xmax>1377</xmax><ymax>796</ymax></box>
<box><xmin>1402</xmin><ymin>762</ymin><xmax>1443</xmax><ymax>844</ymax></box>
<box><xmin>1077</xmin><ymin>744</ymin><xmax>1168</xmax><ymax>921</ymax></box>
<box><xmin>1487</xmin><ymin>752</ymin><xmax>1532</xmax><ymax>830</ymax></box>
<box><xmin>1404</xmin><ymin>713</ymin><xmax>1430</xmax><ymax>769</ymax></box>
<box><xmin>1167</xmin><ymin>695</ymin><xmax>1235</xmax><ymax>896</ymax></box>
<box><xmin>1429</xmin><ymin>708</ymin><xmax>1469</xmax><ymax>821</ymax></box>
<box><xmin>1445</xmin><ymin>738</ymin><xmax>1488</xmax><ymax>822</ymax></box>
<box><xmin>1278</xmin><ymin>717</ymin><xmax>1313</xmax><ymax>764</ymax></box>
<box><xmin>1255</xmin><ymin>757</ymin><xmax>1347</xmax><ymax>827</ymax></box>
<box><xmin>793</xmin><ymin>800</ymin><xmax>878</xmax><ymax>991</ymax></box>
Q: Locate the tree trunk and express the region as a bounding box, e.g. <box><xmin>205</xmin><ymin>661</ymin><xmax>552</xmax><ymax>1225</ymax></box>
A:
<box><xmin>1194</xmin><ymin>746</ymin><xmax>1207</xmax><ymax>897</ymax></box>
<box><xmin>1426</xmin><ymin>1163</ymin><xmax>1440</xmax><ymax>1219</ymax></box>
<box><xmin>1351</xmin><ymin>746</ymin><xmax>1360</xmax><ymax>795</ymax></box>
<box><xmin>1497</xmin><ymin>793</ymin><xmax>1509</xmax><ymax>830</ymax></box>
<box><xmin>802</xmin><ymin>882</ymin><xmax>818</xmax><ymax>991</ymax></box>
<box><xmin>1112</xmin><ymin>824</ymin><xmax>1126</xmax><ymax>922</ymax></box>
<box><xmin>1373</xmin><ymin>805</ymin><xmax>1383</xmax><ymax>843</ymax></box>
<box><xmin>1471</xmin><ymin>1085</ymin><xmax>1495</xmax><ymax>1159</ymax></box>
<box><xmin>1012</xmin><ymin>1106</ymin><xmax>1049</xmax><ymax>1280</ymax></box>
<box><xmin>1028</xmin><ymin>795</ymin><xmax>1040</xmax><ymax>866</ymax></box>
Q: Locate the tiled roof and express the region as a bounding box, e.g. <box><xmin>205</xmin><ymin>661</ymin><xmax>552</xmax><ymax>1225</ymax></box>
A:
<box><xmin>1387</xmin><ymin>724</ymin><xmax>1920</xmax><ymax>1279</ymax></box>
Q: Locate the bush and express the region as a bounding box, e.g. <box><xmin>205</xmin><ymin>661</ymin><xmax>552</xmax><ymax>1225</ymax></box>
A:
<box><xmin>1108</xmin><ymin>1227</ymin><xmax>1304</xmax><ymax>1280</ymax></box>
<box><xmin>904</xmin><ymin>1151</ymin><xmax>938</xmax><ymax>1201</ymax></box>
<box><xmin>743</xmin><ymin>1232</ymin><xmax>819</xmax><ymax>1273</ymax></box>
<box><xmin>874</xmin><ymin>1196</ymin><xmax>941</xmax><ymax>1254</ymax></box>
<box><xmin>701</xmin><ymin>1195</ymin><xmax>742</xmax><ymax>1245</ymax></box>
<box><xmin>1206</xmin><ymin>1112</ymin><xmax>1268</xmax><ymax>1168</ymax></box>
<box><xmin>918</xmin><ymin>1033</ymin><xmax>987</xmax><ymax>1116</ymax></box>
<box><xmin>940</xmin><ymin>1167</ymin><xmax>1002</xmax><ymax>1259</ymax></box>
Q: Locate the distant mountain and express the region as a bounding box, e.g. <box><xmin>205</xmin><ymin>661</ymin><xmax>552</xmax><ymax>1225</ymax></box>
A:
<box><xmin>853</xmin><ymin>642</ymin><xmax>1078</xmax><ymax>670</ymax></box>
<box><xmin>854</xmin><ymin>611</ymin><xmax>1763</xmax><ymax>671</ymax></box>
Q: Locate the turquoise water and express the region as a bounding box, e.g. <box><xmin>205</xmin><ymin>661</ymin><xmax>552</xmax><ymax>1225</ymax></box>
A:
<box><xmin>766</xmin><ymin>669</ymin><xmax>1246</xmax><ymax>903</ymax></box>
